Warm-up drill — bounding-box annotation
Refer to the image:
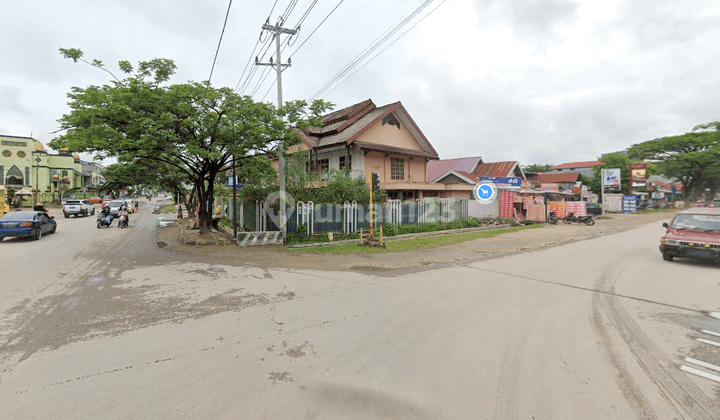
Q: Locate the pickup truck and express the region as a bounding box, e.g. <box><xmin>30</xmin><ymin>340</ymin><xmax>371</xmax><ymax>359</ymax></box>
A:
<box><xmin>63</xmin><ymin>199</ymin><xmax>96</xmax><ymax>218</ymax></box>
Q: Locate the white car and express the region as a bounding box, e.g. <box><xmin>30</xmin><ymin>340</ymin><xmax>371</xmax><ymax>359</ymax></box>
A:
<box><xmin>62</xmin><ymin>199</ymin><xmax>95</xmax><ymax>218</ymax></box>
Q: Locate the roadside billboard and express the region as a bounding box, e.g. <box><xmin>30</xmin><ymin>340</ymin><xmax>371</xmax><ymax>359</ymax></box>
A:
<box><xmin>541</xmin><ymin>183</ymin><xmax>559</xmax><ymax>192</ymax></box>
<box><xmin>479</xmin><ymin>177</ymin><xmax>522</xmax><ymax>189</ymax></box>
<box><xmin>603</xmin><ymin>168</ymin><xmax>621</xmax><ymax>189</ymax></box>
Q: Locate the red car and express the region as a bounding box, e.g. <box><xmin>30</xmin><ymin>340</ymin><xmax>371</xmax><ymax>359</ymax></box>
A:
<box><xmin>86</xmin><ymin>197</ymin><xmax>104</xmax><ymax>204</ymax></box>
<box><xmin>659</xmin><ymin>207</ymin><xmax>720</xmax><ymax>263</ymax></box>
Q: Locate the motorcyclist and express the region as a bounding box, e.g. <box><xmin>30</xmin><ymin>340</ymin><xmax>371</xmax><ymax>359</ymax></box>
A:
<box><xmin>118</xmin><ymin>206</ymin><xmax>129</xmax><ymax>227</ymax></box>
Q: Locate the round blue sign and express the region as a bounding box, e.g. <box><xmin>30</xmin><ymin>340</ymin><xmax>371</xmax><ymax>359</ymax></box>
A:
<box><xmin>473</xmin><ymin>182</ymin><xmax>497</xmax><ymax>204</ymax></box>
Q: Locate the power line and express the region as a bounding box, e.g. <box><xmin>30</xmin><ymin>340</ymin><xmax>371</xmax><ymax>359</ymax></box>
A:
<box><xmin>207</xmin><ymin>0</ymin><xmax>234</xmax><ymax>87</ymax></box>
<box><xmin>309</xmin><ymin>0</ymin><xmax>434</xmax><ymax>101</ymax></box>
<box><xmin>324</xmin><ymin>0</ymin><xmax>448</xmax><ymax>98</ymax></box>
<box><xmin>289</xmin><ymin>0</ymin><xmax>345</xmax><ymax>59</ymax></box>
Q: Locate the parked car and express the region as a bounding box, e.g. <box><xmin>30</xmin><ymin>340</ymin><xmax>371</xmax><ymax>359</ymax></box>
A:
<box><xmin>659</xmin><ymin>207</ymin><xmax>720</xmax><ymax>263</ymax></box>
<box><xmin>63</xmin><ymin>199</ymin><xmax>96</xmax><ymax>218</ymax></box>
<box><xmin>585</xmin><ymin>202</ymin><xmax>602</xmax><ymax>216</ymax></box>
<box><xmin>0</xmin><ymin>211</ymin><xmax>57</xmax><ymax>241</ymax></box>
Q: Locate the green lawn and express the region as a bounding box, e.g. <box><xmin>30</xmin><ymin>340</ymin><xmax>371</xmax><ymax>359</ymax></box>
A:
<box><xmin>287</xmin><ymin>224</ymin><xmax>543</xmax><ymax>254</ymax></box>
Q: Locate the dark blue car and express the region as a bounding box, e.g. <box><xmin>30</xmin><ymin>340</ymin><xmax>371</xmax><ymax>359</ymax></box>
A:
<box><xmin>0</xmin><ymin>211</ymin><xmax>57</xmax><ymax>241</ymax></box>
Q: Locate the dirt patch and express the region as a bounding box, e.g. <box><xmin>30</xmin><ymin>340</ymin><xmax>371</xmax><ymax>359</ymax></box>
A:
<box><xmin>157</xmin><ymin>211</ymin><xmax>678</xmax><ymax>273</ymax></box>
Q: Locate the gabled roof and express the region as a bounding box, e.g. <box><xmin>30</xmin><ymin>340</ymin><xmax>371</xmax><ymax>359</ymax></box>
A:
<box><xmin>527</xmin><ymin>172</ymin><xmax>580</xmax><ymax>183</ymax></box>
<box><xmin>433</xmin><ymin>170</ymin><xmax>480</xmax><ymax>184</ymax></box>
<box><xmin>475</xmin><ymin>161</ymin><xmax>524</xmax><ymax>179</ymax></box>
<box><xmin>426</xmin><ymin>157</ymin><xmax>483</xmax><ymax>183</ymax></box>
<box><xmin>301</xmin><ymin>99</ymin><xmax>439</xmax><ymax>159</ymax></box>
<box><xmin>549</xmin><ymin>161</ymin><xmax>602</xmax><ymax>170</ymax></box>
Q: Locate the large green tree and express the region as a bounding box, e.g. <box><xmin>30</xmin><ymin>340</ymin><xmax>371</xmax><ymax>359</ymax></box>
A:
<box><xmin>51</xmin><ymin>49</ymin><xmax>330</xmax><ymax>232</ymax></box>
<box><xmin>628</xmin><ymin>121</ymin><xmax>720</xmax><ymax>201</ymax></box>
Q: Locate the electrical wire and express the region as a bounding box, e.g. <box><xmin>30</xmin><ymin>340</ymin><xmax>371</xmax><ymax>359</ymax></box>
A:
<box><xmin>206</xmin><ymin>0</ymin><xmax>234</xmax><ymax>87</ymax></box>
<box><xmin>309</xmin><ymin>0</ymin><xmax>434</xmax><ymax>101</ymax></box>
<box><xmin>289</xmin><ymin>0</ymin><xmax>345</xmax><ymax>59</ymax></box>
<box><xmin>323</xmin><ymin>0</ymin><xmax>448</xmax><ymax>98</ymax></box>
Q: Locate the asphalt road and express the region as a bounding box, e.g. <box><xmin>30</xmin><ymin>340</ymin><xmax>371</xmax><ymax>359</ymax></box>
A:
<box><xmin>1</xmin><ymin>204</ymin><xmax>719</xmax><ymax>419</ymax></box>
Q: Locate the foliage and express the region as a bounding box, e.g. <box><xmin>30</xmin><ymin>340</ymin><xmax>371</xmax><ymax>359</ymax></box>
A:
<box><xmin>627</xmin><ymin>121</ymin><xmax>720</xmax><ymax>201</ymax></box>
<box><xmin>586</xmin><ymin>152</ymin><xmax>633</xmax><ymax>195</ymax></box>
<box><xmin>522</xmin><ymin>163</ymin><xmax>553</xmax><ymax>173</ymax></box>
<box><xmin>51</xmin><ymin>48</ymin><xmax>332</xmax><ymax>232</ymax></box>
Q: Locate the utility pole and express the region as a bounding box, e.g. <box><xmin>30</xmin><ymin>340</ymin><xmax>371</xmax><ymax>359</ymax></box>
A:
<box><xmin>256</xmin><ymin>18</ymin><xmax>296</xmax><ymax>240</ymax></box>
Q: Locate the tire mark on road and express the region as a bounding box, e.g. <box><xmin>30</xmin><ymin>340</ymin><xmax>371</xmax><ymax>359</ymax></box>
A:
<box><xmin>592</xmin><ymin>253</ymin><xmax>720</xmax><ymax>418</ymax></box>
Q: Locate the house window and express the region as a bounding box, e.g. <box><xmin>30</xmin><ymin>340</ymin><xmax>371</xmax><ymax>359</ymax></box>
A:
<box><xmin>391</xmin><ymin>158</ymin><xmax>404</xmax><ymax>180</ymax></box>
<box><xmin>339</xmin><ymin>156</ymin><xmax>352</xmax><ymax>171</ymax></box>
<box><xmin>317</xmin><ymin>158</ymin><xmax>329</xmax><ymax>174</ymax></box>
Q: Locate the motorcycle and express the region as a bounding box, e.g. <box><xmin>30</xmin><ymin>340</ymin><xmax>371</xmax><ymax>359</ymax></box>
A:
<box><xmin>97</xmin><ymin>213</ymin><xmax>113</xmax><ymax>228</ymax></box>
<box><xmin>548</xmin><ymin>211</ymin><xmax>558</xmax><ymax>225</ymax></box>
<box><xmin>563</xmin><ymin>211</ymin><xmax>595</xmax><ymax>226</ymax></box>
<box><xmin>117</xmin><ymin>215</ymin><xmax>129</xmax><ymax>229</ymax></box>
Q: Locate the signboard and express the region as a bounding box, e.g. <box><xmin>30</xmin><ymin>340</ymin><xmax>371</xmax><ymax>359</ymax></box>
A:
<box><xmin>651</xmin><ymin>192</ymin><xmax>664</xmax><ymax>199</ymax></box>
<box><xmin>541</xmin><ymin>183</ymin><xmax>559</xmax><ymax>192</ymax></box>
<box><xmin>623</xmin><ymin>195</ymin><xmax>637</xmax><ymax>213</ymax></box>
<box><xmin>604</xmin><ymin>194</ymin><xmax>623</xmax><ymax>212</ymax></box>
<box><xmin>1</xmin><ymin>140</ymin><xmax>27</xmax><ymax>147</ymax></box>
<box><xmin>525</xmin><ymin>203</ymin><xmax>546</xmax><ymax>221</ymax></box>
<box><xmin>565</xmin><ymin>201</ymin><xmax>587</xmax><ymax>217</ymax></box>
<box><xmin>603</xmin><ymin>168</ymin><xmax>621</xmax><ymax>188</ymax></box>
<box><xmin>499</xmin><ymin>190</ymin><xmax>517</xmax><ymax>219</ymax></box>
<box><xmin>521</xmin><ymin>180</ymin><xmax>534</xmax><ymax>190</ymax></box>
<box><xmin>473</xmin><ymin>182</ymin><xmax>498</xmax><ymax>204</ymax></box>
<box><xmin>628</xmin><ymin>163</ymin><xmax>647</xmax><ymax>192</ymax></box>
<box><xmin>548</xmin><ymin>201</ymin><xmax>566</xmax><ymax>218</ymax></box>
<box><xmin>479</xmin><ymin>177</ymin><xmax>521</xmax><ymax>189</ymax></box>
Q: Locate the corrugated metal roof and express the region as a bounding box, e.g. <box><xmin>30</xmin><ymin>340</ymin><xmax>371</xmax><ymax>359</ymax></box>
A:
<box><xmin>549</xmin><ymin>161</ymin><xmax>602</xmax><ymax>170</ymax></box>
<box><xmin>475</xmin><ymin>161</ymin><xmax>519</xmax><ymax>178</ymax></box>
<box><xmin>426</xmin><ymin>157</ymin><xmax>482</xmax><ymax>183</ymax></box>
<box><xmin>527</xmin><ymin>172</ymin><xmax>580</xmax><ymax>183</ymax></box>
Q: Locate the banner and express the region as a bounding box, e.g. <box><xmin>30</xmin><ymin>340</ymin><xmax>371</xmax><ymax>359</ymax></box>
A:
<box><xmin>604</xmin><ymin>194</ymin><xmax>623</xmax><ymax>212</ymax></box>
<box><xmin>603</xmin><ymin>168</ymin><xmax>621</xmax><ymax>188</ymax></box>
<box><xmin>565</xmin><ymin>201</ymin><xmax>587</xmax><ymax>217</ymax></box>
<box><xmin>548</xmin><ymin>201</ymin><xmax>566</xmax><ymax>218</ymax></box>
<box><xmin>541</xmin><ymin>183</ymin><xmax>559</xmax><ymax>192</ymax></box>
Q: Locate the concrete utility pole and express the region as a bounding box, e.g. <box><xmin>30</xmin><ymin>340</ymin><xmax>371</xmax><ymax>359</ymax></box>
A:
<box><xmin>256</xmin><ymin>18</ymin><xmax>296</xmax><ymax>240</ymax></box>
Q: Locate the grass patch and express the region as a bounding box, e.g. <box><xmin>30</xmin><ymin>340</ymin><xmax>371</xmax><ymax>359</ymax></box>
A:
<box><xmin>287</xmin><ymin>224</ymin><xmax>543</xmax><ymax>254</ymax></box>
<box><xmin>158</xmin><ymin>204</ymin><xmax>177</xmax><ymax>214</ymax></box>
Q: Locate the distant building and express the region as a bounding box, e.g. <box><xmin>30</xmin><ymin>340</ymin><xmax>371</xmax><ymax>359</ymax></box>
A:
<box><xmin>0</xmin><ymin>134</ymin><xmax>103</xmax><ymax>204</ymax></box>
<box><xmin>546</xmin><ymin>161</ymin><xmax>602</xmax><ymax>178</ymax></box>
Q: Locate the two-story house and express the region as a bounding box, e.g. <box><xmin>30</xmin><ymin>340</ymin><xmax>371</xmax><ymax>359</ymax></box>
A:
<box><xmin>277</xmin><ymin>99</ymin><xmax>473</xmax><ymax>201</ymax></box>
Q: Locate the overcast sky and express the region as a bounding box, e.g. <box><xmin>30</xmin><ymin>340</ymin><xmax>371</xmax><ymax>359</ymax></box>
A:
<box><xmin>1</xmin><ymin>0</ymin><xmax>719</xmax><ymax>167</ymax></box>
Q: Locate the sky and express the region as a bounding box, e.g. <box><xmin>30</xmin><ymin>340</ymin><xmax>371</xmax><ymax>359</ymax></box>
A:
<box><xmin>1</xmin><ymin>0</ymin><xmax>719</xmax><ymax>168</ymax></box>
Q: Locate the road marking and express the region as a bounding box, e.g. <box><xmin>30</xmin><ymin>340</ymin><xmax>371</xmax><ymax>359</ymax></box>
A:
<box><xmin>701</xmin><ymin>329</ymin><xmax>720</xmax><ymax>338</ymax></box>
<box><xmin>710</xmin><ymin>312</ymin><xmax>720</xmax><ymax>320</ymax></box>
<box><xmin>685</xmin><ymin>357</ymin><xmax>720</xmax><ymax>373</ymax></box>
<box><xmin>696</xmin><ymin>338</ymin><xmax>720</xmax><ymax>348</ymax></box>
<box><xmin>680</xmin><ymin>365</ymin><xmax>720</xmax><ymax>384</ymax></box>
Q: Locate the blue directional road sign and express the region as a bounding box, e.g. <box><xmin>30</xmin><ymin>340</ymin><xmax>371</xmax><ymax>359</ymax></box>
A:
<box><xmin>474</xmin><ymin>182</ymin><xmax>498</xmax><ymax>204</ymax></box>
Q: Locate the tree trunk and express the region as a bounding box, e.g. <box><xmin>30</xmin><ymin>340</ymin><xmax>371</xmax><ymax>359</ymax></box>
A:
<box><xmin>196</xmin><ymin>173</ymin><xmax>217</xmax><ymax>234</ymax></box>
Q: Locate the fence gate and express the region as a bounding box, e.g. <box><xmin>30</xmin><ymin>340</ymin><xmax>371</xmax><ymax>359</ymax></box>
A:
<box><xmin>343</xmin><ymin>201</ymin><xmax>357</xmax><ymax>234</ymax></box>
<box><xmin>460</xmin><ymin>199</ymin><xmax>469</xmax><ymax>220</ymax></box>
<box><xmin>255</xmin><ymin>200</ymin><xmax>266</xmax><ymax>232</ymax></box>
<box><xmin>440</xmin><ymin>199</ymin><xmax>450</xmax><ymax>223</ymax></box>
<box><xmin>297</xmin><ymin>201</ymin><xmax>314</xmax><ymax>236</ymax></box>
<box><xmin>388</xmin><ymin>199</ymin><xmax>402</xmax><ymax>225</ymax></box>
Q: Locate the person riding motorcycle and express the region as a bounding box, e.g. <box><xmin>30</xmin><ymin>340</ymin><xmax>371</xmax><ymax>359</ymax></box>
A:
<box><xmin>118</xmin><ymin>206</ymin><xmax>129</xmax><ymax>227</ymax></box>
